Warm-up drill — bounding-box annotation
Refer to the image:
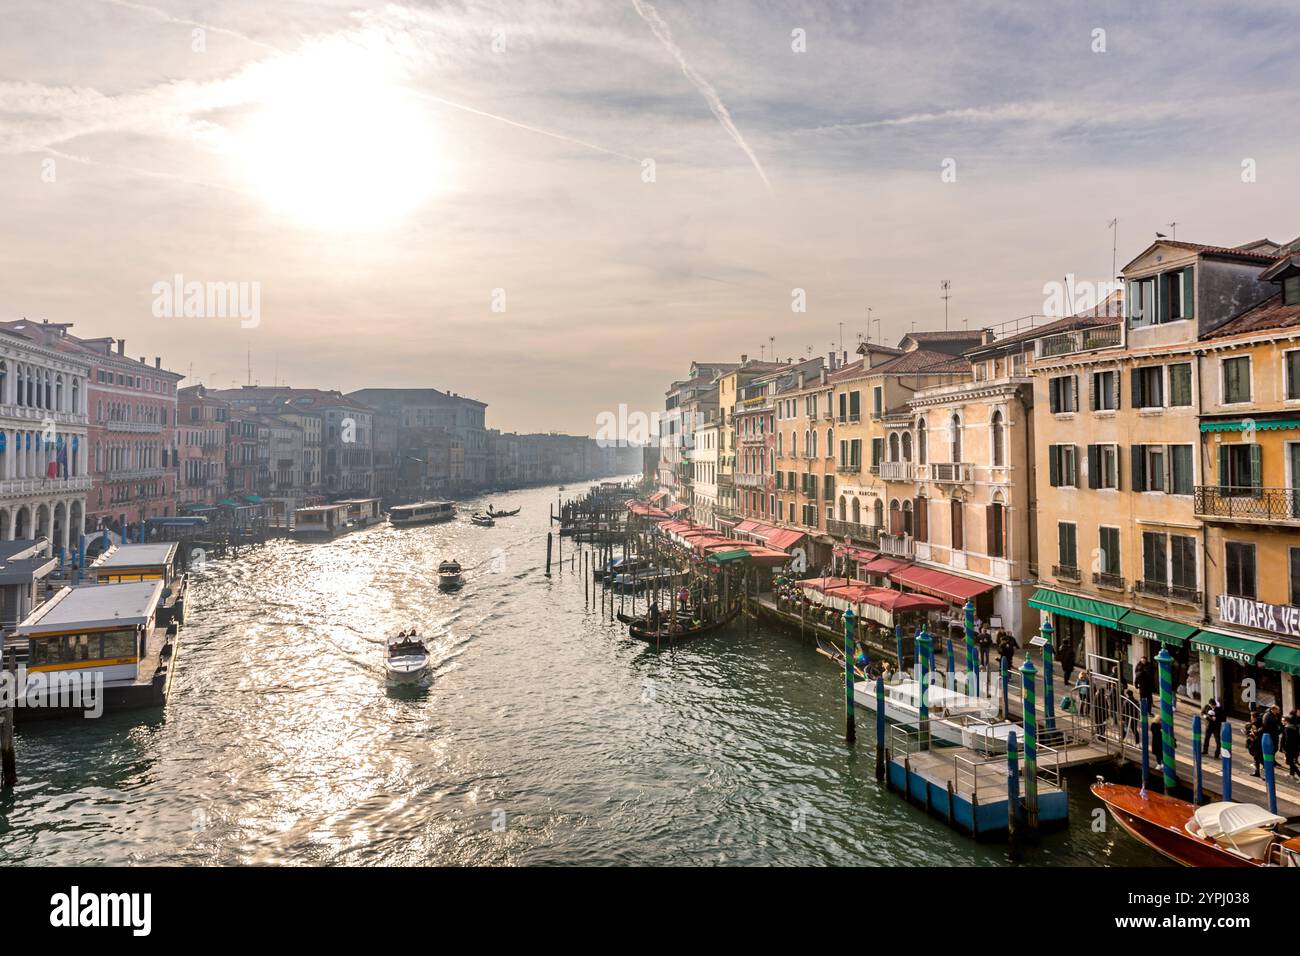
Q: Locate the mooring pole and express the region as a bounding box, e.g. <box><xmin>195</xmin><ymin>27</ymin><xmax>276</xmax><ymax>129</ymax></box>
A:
<box><xmin>1221</xmin><ymin>723</ymin><xmax>1233</xmax><ymax>801</ymax></box>
<box><xmin>1000</xmin><ymin>656</ymin><xmax>1010</xmax><ymax>721</ymax></box>
<box><xmin>844</xmin><ymin>608</ymin><xmax>857</xmax><ymax>744</ymax></box>
<box><xmin>963</xmin><ymin>600</ymin><xmax>978</xmax><ymax>697</ymax></box>
<box><xmin>1042</xmin><ymin>625</ymin><xmax>1056</xmax><ymax>736</ymax></box>
<box><xmin>917</xmin><ymin>629</ymin><xmax>932</xmax><ymax>751</ymax></box>
<box><xmin>1156</xmin><ymin>646</ymin><xmax>1176</xmax><ymax>794</ymax></box>
<box><xmin>545</xmin><ymin>532</ymin><xmax>553</xmax><ymax>577</ymax></box>
<box><xmin>875</xmin><ymin>675</ymin><xmax>886</xmax><ymax>782</ymax></box>
<box><xmin>1140</xmin><ymin>698</ymin><xmax>1151</xmax><ymax>795</ymax></box>
<box><xmin>945</xmin><ymin>636</ymin><xmax>955</xmax><ymax>691</ymax></box>
<box><xmin>1263</xmin><ymin>733</ymin><xmax>1278</xmax><ymax>815</ymax></box>
<box><xmin>1021</xmin><ymin>656</ymin><xmax>1038</xmax><ymax>834</ymax></box>
<box><xmin>1007</xmin><ymin>729</ymin><xmax>1020</xmax><ymax>861</ymax></box>
<box><xmin>1192</xmin><ymin>715</ymin><xmax>1203</xmax><ymax>805</ymax></box>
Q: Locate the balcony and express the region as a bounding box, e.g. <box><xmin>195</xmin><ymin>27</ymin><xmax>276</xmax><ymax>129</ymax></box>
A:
<box><xmin>930</xmin><ymin>462</ymin><xmax>974</xmax><ymax>483</ymax></box>
<box><xmin>0</xmin><ymin>475</ymin><xmax>92</xmax><ymax>498</ymax></box>
<box><xmin>1036</xmin><ymin>323</ymin><xmax>1122</xmax><ymax>358</ymax></box>
<box><xmin>802</xmin><ymin>485</ymin><xmax>818</xmax><ymax>500</ymax></box>
<box><xmin>836</xmin><ymin>462</ymin><xmax>861</xmax><ymax>475</ymax></box>
<box><xmin>827</xmin><ymin>519</ymin><xmax>880</xmax><ymax>545</ymax></box>
<box><xmin>1093</xmin><ymin>571</ymin><xmax>1125</xmax><ymax>591</ymax></box>
<box><xmin>1194</xmin><ymin>486</ymin><xmax>1300</xmax><ymax>524</ymax></box>
<box><xmin>735</xmin><ymin>472</ymin><xmax>764</xmax><ymax>488</ymax></box>
<box><xmin>107</xmin><ymin>467</ymin><xmax>165</xmax><ymax>482</ymax></box>
<box><xmin>878</xmin><ymin>461</ymin><xmax>912</xmax><ymax>481</ymax></box>
<box><xmin>1052</xmin><ymin>564</ymin><xmax>1082</xmax><ymax>583</ymax></box>
<box><xmin>102</xmin><ymin>419</ymin><xmax>163</xmax><ymax>434</ymax></box>
<box><xmin>878</xmin><ymin>533</ymin><xmax>913</xmax><ymax>558</ymax></box>
<box><xmin>1134</xmin><ymin>579</ymin><xmax>1203</xmax><ymax>605</ymax></box>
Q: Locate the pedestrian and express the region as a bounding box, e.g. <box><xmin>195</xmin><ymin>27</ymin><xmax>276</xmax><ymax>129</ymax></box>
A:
<box><xmin>1075</xmin><ymin>669</ymin><xmax>1091</xmax><ymax>718</ymax></box>
<box><xmin>977</xmin><ymin>627</ymin><xmax>993</xmax><ymax>669</ymax></box>
<box><xmin>1247</xmin><ymin>722</ymin><xmax>1264</xmax><ymax>777</ymax></box>
<box><xmin>1134</xmin><ymin>657</ymin><xmax>1155</xmax><ymax>714</ymax></box>
<box><xmin>996</xmin><ymin>630</ymin><xmax>1017</xmax><ymax>676</ymax></box>
<box><xmin>1150</xmin><ymin>712</ymin><xmax>1164</xmax><ymax>769</ymax></box>
<box><xmin>1201</xmin><ymin>697</ymin><xmax>1223</xmax><ymax>758</ymax></box>
<box><xmin>1284</xmin><ymin>715</ymin><xmax>1300</xmax><ymax>778</ymax></box>
<box><xmin>1123</xmin><ymin>687</ymin><xmax>1139</xmax><ymax>743</ymax></box>
<box><xmin>1057</xmin><ymin>633</ymin><xmax>1076</xmax><ymax>686</ymax></box>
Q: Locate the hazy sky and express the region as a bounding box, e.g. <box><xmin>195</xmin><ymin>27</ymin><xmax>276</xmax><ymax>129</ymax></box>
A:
<box><xmin>2</xmin><ymin>0</ymin><xmax>1298</xmax><ymax>434</ymax></box>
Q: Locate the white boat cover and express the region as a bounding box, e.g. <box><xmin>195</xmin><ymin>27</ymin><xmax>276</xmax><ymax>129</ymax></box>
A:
<box><xmin>1192</xmin><ymin>802</ymin><xmax>1285</xmax><ymax>839</ymax></box>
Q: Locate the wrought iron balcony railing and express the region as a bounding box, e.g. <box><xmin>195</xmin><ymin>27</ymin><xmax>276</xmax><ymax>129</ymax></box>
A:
<box><xmin>1133</xmin><ymin>579</ymin><xmax>1203</xmax><ymax>605</ymax></box>
<box><xmin>1093</xmin><ymin>571</ymin><xmax>1125</xmax><ymax>590</ymax></box>
<box><xmin>1036</xmin><ymin>323</ymin><xmax>1122</xmax><ymax>358</ymax></box>
<box><xmin>827</xmin><ymin>519</ymin><xmax>881</xmax><ymax>545</ymax></box>
<box><xmin>1052</xmin><ymin>564</ymin><xmax>1081</xmax><ymax>583</ymax></box>
<box><xmin>1194</xmin><ymin>485</ymin><xmax>1300</xmax><ymax>522</ymax></box>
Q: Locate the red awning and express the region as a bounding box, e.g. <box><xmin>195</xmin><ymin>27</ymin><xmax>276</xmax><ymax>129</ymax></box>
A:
<box><xmin>832</xmin><ymin>545</ymin><xmax>878</xmax><ymax>562</ymax></box>
<box><xmin>647</xmin><ymin>490</ymin><xmax>668</xmax><ymax>503</ymax></box>
<box><xmin>863</xmin><ymin>556</ymin><xmax>910</xmax><ymax>575</ymax></box>
<box><xmin>734</xmin><ymin>520</ymin><xmax>760</xmax><ymax>535</ymax></box>
<box><xmin>746</xmin><ymin>522</ymin><xmax>804</xmax><ymax>553</ymax></box>
<box><xmin>627</xmin><ymin>501</ymin><xmax>668</xmax><ymax>518</ymax></box>
<box><xmin>794</xmin><ymin>576</ymin><xmax>853</xmax><ymax>593</ymax></box>
<box><xmin>666</xmin><ymin>502</ymin><xmax>690</xmax><ymax>514</ymax></box>
<box><xmin>888</xmin><ymin>566</ymin><xmax>998</xmax><ymax>605</ymax></box>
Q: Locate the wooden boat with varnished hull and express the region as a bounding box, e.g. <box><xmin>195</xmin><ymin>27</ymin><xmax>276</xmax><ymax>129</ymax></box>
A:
<box><xmin>628</xmin><ymin>607</ymin><xmax>740</xmax><ymax>644</ymax></box>
<box><xmin>1091</xmin><ymin>780</ymin><xmax>1298</xmax><ymax>867</ymax></box>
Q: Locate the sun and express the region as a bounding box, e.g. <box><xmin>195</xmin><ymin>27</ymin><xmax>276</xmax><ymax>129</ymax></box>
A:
<box><xmin>237</xmin><ymin>38</ymin><xmax>442</xmax><ymax>232</ymax></box>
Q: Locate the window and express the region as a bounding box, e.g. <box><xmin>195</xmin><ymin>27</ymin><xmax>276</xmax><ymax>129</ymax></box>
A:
<box><xmin>1286</xmin><ymin>350</ymin><xmax>1300</xmax><ymax>401</ymax></box>
<box><xmin>986</xmin><ymin>501</ymin><xmax>1005</xmax><ymax>558</ymax></box>
<box><xmin>872</xmin><ymin>387</ymin><xmax>882</xmax><ymax>418</ymax></box>
<box><xmin>1132</xmin><ymin>366</ymin><xmax>1163</xmax><ymax>408</ymax></box>
<box><xmin>1291</xmin><ymin>547</ymin><xmax>1300</xmax><ymax>605</ymax></box>
<box><xmin>1087</xmin><ymin>444</ymin><xmax>1120</xmax><ymax>489</ymax></box>
<box><xmin>849</xmin><ymin>391</ymin><xmax>861</xmax><ymax>420</ymax></box>
<box><xmin>1222</xmin><ymin>356</ymin><xmax>1251</xmax><ymax>404</ymax></box>
<box><xmin>949</xmin><ymin>414</ymin><xmax>962</xmax><ymax>462</ymax></box>
<box><xmin>1057</xmin><ymin>522</ymin><xmax>1078</xmax><ymax>571</ymax></box>
<box><xmin>1129</xmin><ymin>268</ymin><xmax>1193</xmax><ymax>327</ymax></box>
<box><xmin>1171</xmin><ymin>535</ymin><xmax>1198</xmax><ymax>594</ymax></box>
<box><xmin>1049</xmin><ymin>375</ymin><xmax>1078</xmax><ymax>413</ymax></box>
<box><xmin>951</xmin><ymin>499</ymin><xmax>964</xmax><ymax>551</ymax></box>
<box><xmin>1169</xmin><ymin>444</ymin><xmax>1194</xmax><ymax>495</ymax></box>
<box><xmin>871</xmin><ymin>438</ymin><xmax>882</xmax><ymax>470</ymax></box>
<box><xmin>1225</xmin><ymin>541</ymin><xmax>1257</xmax><ymax>600</ymax></box>
<box><xmin>1218</xmin><ymin>443</ymin><xmax>1261</xmax><ymax>496</ymax></box>
<box><xmin>1131</xmin><ymin>444</ymin><xmax>1165</xmax><ymax>492</ymax></box>
<box><xmin>1142</xmin><ymin>531</ymin><xmax>1168</xmax><ymax>589</ymax></box>
<box><xmin>1285</xmin><ymin>275</ymin><xmax>1300</xmax><ymax>307</ymax></box>
<box><xmin>1048</xmin><ymin>444</ymin><xmax>1078</xmax><ymax>487</ymax></box>
<box><xmin>1091</xmin><ymin>369</ymin><xmax>1119</xmax><ymax>411</ymax></box>
<box><xmin>917</xmin><ymin>419</ymin><xmax>927</xmax><ymax>464</ymax></box>
<box><xmin>990</xmin><ymin>411</ymin><xmax>1004</xmax><ymax>466</ymax></box>
<box><xmin>1168</xmin><ymin>363</ymin><xmax>1193</xmax><ymax>407</ymax></box>
<box><xmin>1099</xmin><ymin>527</ymin><xmax>1121</xmax><ymax>577</ymax></box>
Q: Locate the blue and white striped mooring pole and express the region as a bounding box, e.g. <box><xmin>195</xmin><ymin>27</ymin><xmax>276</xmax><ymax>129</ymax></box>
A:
<box><xmin>1156</xmin><ymin>647</ymin><xmax>1176</xmax><ymax>794</ymax></box>
<box><xmin>1221</xmin><ymin>723</ymin><xmax>1233</xmax><ymax>802</ymax></box>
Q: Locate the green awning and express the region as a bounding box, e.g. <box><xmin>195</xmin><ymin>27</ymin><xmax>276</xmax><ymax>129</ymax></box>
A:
<box><xmin>1201</xmin><ymin>418</ymin><xmax>1300</xmax><ymax>433</ymax></box>
<box><xmin>707</xmin><ymin>549</ymin><xmax>751</xmax><ymax>565</ymax></box>
<box><xmin>1117</xmin><ymin>609</ymin><xmax>1197</xmax><ymax>646</ymax></box>
<box><xmin>1028</xmin><ymin>588</ymin><xmax>1127</xmax><ymax>629</ymax></box>
<box><xmin>185</xmin><ymin>504</ymin><xmax>216</xmax><ymax>513</ymax></box>
<box><xmin>244</xmin><ymin>495</ymin><xmax>264</xmax><ymax>504</ymax></box>
<box><xmin>1190</xmin><ymin>629</ymin><xmax>1271</xmax><ymax>665</ymax></box>
<box><xmin>219</xmin><ymin>498</ymin><xmax>241</xmax><ymax>507</ymax></box>
<box><xmin>1261</xmin><ymin>644</ymin><xmax>1300</xmax><ymax>676</ymax></box>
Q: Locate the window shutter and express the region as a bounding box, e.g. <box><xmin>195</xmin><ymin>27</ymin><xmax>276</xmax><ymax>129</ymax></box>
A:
<box><xmin>1088</xmin><ymin>374</ymin><xmax>1097</xmax><ymax>411</ymax></box>
<box><xmin>890</xmin><ymin>508</ymin><xmax>902</xmax><ymax>535</ymax></box>
<box><xmin>1131</xmin><ymin>371</ymin><xmax>1141</xmax><ymax>408</ymax></box>
<box><xmin>1249</xmin><ymin>443</ymin><xmax>1263</xmax><ymax>491</ymax></box>
<box><xmin>1217</xmin><ymin>444</ymin><xmax>1229</xmax><ymax>490</ymax></box>
<box><xmin>1072</xmin><ymin>446</ymin><xmax>1079</xmax><ymax>487</ymax></box>
<box><xmin>1132</xmin><ymin>444</ymin><xmax>1146</xmax><ymax>490</ymax></box>
<box><xmin>1163</xmin><ymin>444</ymin><xmax>1173</xmax><ymax>495</ymax></box>
<box><xmin>916</xmin><ymin>496</ymin><xmax>928</xmax><ymax>541</ymax></box>
<box><xmin>1113</xmin><ymin>370</ymin><xmax>1122</xmax><ymax>409</ymax></box>
<box><xmin>1182</xmin><ymin>267</ymin><xmax>1195</xmax><ymax>320</ymax></box>
<box><xmin>1071</xmin><ymin>376</ymin><xmax>1079</xmax><ymax>411</ymax></box>
<box><xmin>985</xmin><ymin>505</ymin><xmax>996</xmax><ymax>557</ymax></box>
<box><xmin>1114</xmin><ymin>446</ymin><xmax>1122</xmax><ymax>491</ymax></box>
<box><xmin>1049</xmin><ymin>447</ymin><xmax>1060</xmax><ymax>487</ymax></box>
<box><xmin>1087</xmin><ymin>444</ymin><xmax>1100</xmax><ymax>489</ymax></box>
<box><xmin>952</xmin><ymin>502</ymin><xmax>964</xmax><ymax>551</ymax></box>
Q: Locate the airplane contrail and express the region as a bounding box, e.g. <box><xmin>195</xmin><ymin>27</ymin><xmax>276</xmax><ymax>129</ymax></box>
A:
<box><xmin>95</xmin><ymin>0</ymin><xmax>282</xmax><ymax>53</ymax></box>
<box><xmin>630</xmin><ymin>0</ymin><xmax>770</xmax><ymax>189</ymax></box>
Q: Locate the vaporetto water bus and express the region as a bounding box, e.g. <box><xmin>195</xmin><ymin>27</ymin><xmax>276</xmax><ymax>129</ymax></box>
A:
<box><xmin>9</xmin><ymin>580</ymin><xmax>179</xmax><ymax>719</ymax></box>
<box><xmin>292</xmin><ymin>503</ymin><xmax>352</xmax><ymax>539</ymax></box>
<box><xmin>87</xmin><ymin>542</ymin><xmax>187</xmax><ymax>627</ymax></box>
<box><xmin>339</xmin><ymin>498</ymin><xmax>383</xmax><ymax>529</ymax></box>
<box><xmin>389</xmin><ymin>501</ymin><xmax>456</xmax><ymax>527</ymax></box>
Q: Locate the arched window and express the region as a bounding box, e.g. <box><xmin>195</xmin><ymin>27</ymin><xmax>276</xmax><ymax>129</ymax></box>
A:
<box><xmin>71</xmin><ymin>377</ymin><xmax>79</xmax><ymax>413</ymax></box>
<box><xmin>0</xmin><ymin>361</ymin><xmax>7</xmax><ymax>403</ymax></box>
<box><xmin>55</xmin><ymin>374</ymin><xmax>63</xmax><ymax>411</ymax></box>
<box><xmin>825</xmin><ymin>428</ymin><xmax>833</xmax><ymax>458</ymax></box>
<box><xmin>776</xmin><ymin>433</ymin><xmax>782</xmax><ymax>457</ymax></box>
<box><xmin>950</xmin><ymin>413</ymin><xmax>962</xmax><ymax>462</ymax></box>
<box><xmin>903</xmin><ymin>499</ymin><xmax>914</xmax><ymax>536</ymax></box>
<box><xmin>791</xmin><ymin>431</ymin><xmax>797</xmax><ymax>458</ymax></box>
<box><xmin>16</xmin><ymin>365</ymin><xmax>25</xmax><ymax>407</ymax></box>
<box><xmin>902</xmin><ymin>432</ymin><xmax>913</xmax><ymax>462</ymax></box>
<box><xmin>991</xmin><ymin>410</ymin><xmax>1005</xmax><ymax>467</ymax></box>
<box><xmin>889</xmin><ymin>498</ymin><xmax>902</xmax><ymax>534</ymax></box>
<box><xmin>852</xmin><ymin>497</ymin><xmax>862</xmax><ymax>524</ymax></box>
<box><xmin>872</xmin><ymin>498</ymin><xmax>883</xmax><ymax>528</ymax></box>
<box><xmin>889</xmin><ymin>433</ymin><xmax>900</xmax><ymax>461</ymax></box>
<box><xmin>917</xmin><ymin>419</ymin><xmax>927</xmax><ymax>465</ymax></box>
<box><xmin>808</xmin><ymin>430</ymin><xmax>816</xmax><ymax>458</ymax></box>
<box><xmin>838</xmin><ymin>495</ymin><xmax>847</xmax><ymax>521</ymax></box>
<box><xmin>988</xmin><ymin>491</ymin><xmax>1006</xmax><ymax>558</ymax></box>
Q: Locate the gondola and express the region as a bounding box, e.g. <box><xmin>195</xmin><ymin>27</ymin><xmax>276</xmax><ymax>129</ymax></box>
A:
<box><xmin>487</xmin><ymin>507</ymin><xmax>521</xmax><ymax>518</ymax></box>
<box><xmin>627</xmin><ymin>607</ymin><xmax>740</xmax><ymax>644</ymax></box>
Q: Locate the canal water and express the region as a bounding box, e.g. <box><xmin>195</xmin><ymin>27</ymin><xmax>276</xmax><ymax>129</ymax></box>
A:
<box><xmin>0</xmin><ymin>481</ymin><xmax>1165</xmax><ymax>865</ymax></box>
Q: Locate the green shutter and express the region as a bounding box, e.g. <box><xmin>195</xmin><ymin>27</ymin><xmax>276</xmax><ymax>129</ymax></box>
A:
<box><xmin>1131</xmin><ymin>371</ymin><xmax>1141</xmax><ymax>408</ymax></box>
<box><xmin>1182</xmin><ymin>267</ymin><xmax>1195</xmax><ymax>320</ymax></box>
<box><xmin>1218</xmin><ymin>444</ymin><xmax>1229</xmax><ymax>491</ymax></box>
<box><xmin>1250</xmin><ymin>443</ymin><xmax>1263</xmax><ymax>491</ymax></box>
<box><xmin>1049</xmin><ymin>447</ymin><xmax>1060</xmax><ymax>487</ymax></box>
<box><xmin>1132</xmin><ymin>444</ymin><xmax>1145</xmax><ymax>490</ymax></box>
<box><xmin>1087</xmin><ymin>444</ymin><xmax>1100</xmax><ymax>489</ymax></box>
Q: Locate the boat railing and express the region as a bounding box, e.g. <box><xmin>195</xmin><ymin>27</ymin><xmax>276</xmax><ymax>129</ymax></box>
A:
<box><xmin>952</xmin><ymin>738</ymin><xmax>1062</xmax><ymax>798</ymax></box>
<box><xmin>889</xmin><ymin>722</ymin><xmax>944</xmax><ymax>757</ymax></box>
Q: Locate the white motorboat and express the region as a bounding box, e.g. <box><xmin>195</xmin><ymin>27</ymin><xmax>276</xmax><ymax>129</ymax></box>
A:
<box><xmin>386</xmin><ymin>634</ymin><xmax>431</xmax><ymax>684</ymax></box>
<box><xmin>853</xmin><ymin>678</ymin><xmax>1011</xmax><ymax>748</ymax></box>
<box><xmin>470</xmin><ymin>513</ymin><xmax>495</xmax><ymax>527</ymax></box>
<box><xmin>437</xmin><ymin>560</ymin><xmax>463</xmax><ymax>587</ymax></box>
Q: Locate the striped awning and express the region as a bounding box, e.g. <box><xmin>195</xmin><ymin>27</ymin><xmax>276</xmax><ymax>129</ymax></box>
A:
<box><xmin>1201</xmin><ymin>418</ymin><xmax>1300</xmax><ymax>433</ymax></box>
<box><xmin>1028</xmin><ymin>588</ymin><xmax>1126</xmax><ymax>629</ymax></box>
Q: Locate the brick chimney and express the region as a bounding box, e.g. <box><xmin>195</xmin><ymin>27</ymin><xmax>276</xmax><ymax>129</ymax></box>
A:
<box><xmin>117</xmin><ymin>338</ymin><xmax>126</xmax><ymax>355</ymax></box>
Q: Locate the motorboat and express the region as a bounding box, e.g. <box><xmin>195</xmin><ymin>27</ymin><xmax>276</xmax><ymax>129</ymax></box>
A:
<box><xmin>386</xmin><ymin>633</ymin><xmax>431</xmax><ymax>684</ymax></box>
<box><xmin>852</xmin><ymin>678</ymin><xmax>1004</xmax><ymax>748</ymax></box>
<box><xmin>470</xmin><ymin>513</ymin><xmax>495</xmax><ymax>527</ymax></box>
<box><xmin>437</xmin><ymin>560</ymin><xmax>462</xmax><ymax>587</ymax></box>
<box><xmin>1092</xmin><ymin>780</ymin><xmax>1300</xmax><ymax>867</ymax></box>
